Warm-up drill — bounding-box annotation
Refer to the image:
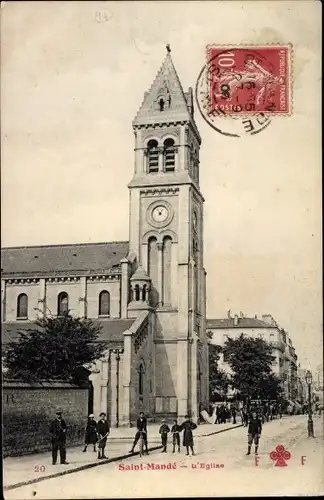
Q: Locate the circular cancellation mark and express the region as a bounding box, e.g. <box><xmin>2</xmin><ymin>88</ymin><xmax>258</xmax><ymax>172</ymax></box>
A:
<box><xmin>195</xmin><ymin>46</ymin><xmax>291</xmax><ymax>137</ymax></box>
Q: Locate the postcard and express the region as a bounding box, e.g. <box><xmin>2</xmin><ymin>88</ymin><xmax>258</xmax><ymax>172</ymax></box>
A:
<box><xmin>1</xmin><ymin>1</ymin><xmax>323</xmax><ymax>498</ymax></box>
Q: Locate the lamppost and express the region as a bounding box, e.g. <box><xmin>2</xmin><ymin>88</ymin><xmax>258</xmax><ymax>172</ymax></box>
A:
<box><xmin>305</xmin><ymin>370</ymin><xmax>314</xmax><ymax>437</ymax></box>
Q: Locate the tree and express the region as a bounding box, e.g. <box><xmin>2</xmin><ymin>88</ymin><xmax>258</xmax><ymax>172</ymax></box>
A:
<box><xmin>222</xmin><ymin>333</ymin><xmax>282</xmax><ymax>400</ymax></box>
<box><xmin>208</xmin><ymin>339</ymin><xmax>230</xmax><ymax>401</ymax></box>
<box><xmin>3</xmin><ymin>312</ymin><xmax>107</xmax><ymax>384</ymax></box>
<box><xmin>259</xmin><ymin>373</ymin><xmax>283</xmax><ymax>400</ymax></box>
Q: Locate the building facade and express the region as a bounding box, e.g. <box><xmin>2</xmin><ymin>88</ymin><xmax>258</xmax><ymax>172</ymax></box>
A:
<box><xmin>207</xmin><ymin>311</ymin><xmax>298</xmax><ymax>400</ymax></box>
<box><xmin>1</xmin><ymin>50</ymin><xmax>209</xmax><ymax>425</ymax></box>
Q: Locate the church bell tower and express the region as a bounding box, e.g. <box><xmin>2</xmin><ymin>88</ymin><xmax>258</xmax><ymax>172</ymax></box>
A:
<box><xmin>128</xmin><ymin>46</ymin><xmax>209</xmax><ymax>420</ymax></box>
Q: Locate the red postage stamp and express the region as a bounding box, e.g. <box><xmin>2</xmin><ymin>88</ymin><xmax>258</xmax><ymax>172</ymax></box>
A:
<box><xmin>206</xmin><ymin>45</ymin><xmax>292</xmax><ymax>116</ymax></box>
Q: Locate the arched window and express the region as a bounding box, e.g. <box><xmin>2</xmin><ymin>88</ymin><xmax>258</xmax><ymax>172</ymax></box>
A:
<box><xmin>148</xmin><ymin>236</ymin><xmax>159</xmax><ymax>305</ymax></box>
<box><xmin>17</xmin><ymin>293</ymin><xmax>28</xmax><ymax>319</ymax></box>
<box><xmin>135</xmin><ymin>284</ymin><xmax>140</xmax><ymax>301</ymax></box>
<box><xmin>99</xmin><ymin>290</ymin><xmax>110</xmax><ymax>316</ymax></box>
<box><xmin>162</xmin><ymin>236</ymin><xmax>172</xmax><ymax>305</ymax></box>
<box><xmin>194</xmin><ymin>264</ymin><xmax>199</xmax><ymax>312</ymax></box>
<box><xmin>164</xmin><ymin>138</ymin><xmax>175</xmax><ymax>171</ymax></box>
<box><xmin>142</xmin><ymin>285</ymin><xmax>147</xmax><ymax>302</ymax></box>
<box><xmin>57</xmin><ymin>292</ymin><xmax>69</xmax><ymax>316</ymax></box>
<box><xmin>139</xmin><ymin>363</ymin><xmax>144</xmax><ymax>399</ymax></box>
<box><xmin>147</xmin><ymin>140</ymin><xmax>159</xmax><ymax>173</ymax></box>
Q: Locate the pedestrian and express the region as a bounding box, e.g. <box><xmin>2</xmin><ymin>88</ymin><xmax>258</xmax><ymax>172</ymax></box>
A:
<box><xmin>50</xmin><ymin>410</ymin><xmax>69</xmax><ymax>465</ymax></box>
<box><xmin>129</xmin><ymin>411</ymin><xmax>149</xmax><ymax>455</ymax></box>
<box><xmin>216</xmin><ymin>405</ymin><xmax>221</xmax><ymax>424</ymax></box>
<box><xmin>159</xmin><ymin>419</ymin><xmax>170</xmax><ymax>453</ymax></box>
<box><xmin>241</xmin><ymin>406</ymin><xmax>247</xmax><ymax>426</ymax></box>
<box><xmin>171</xmin><ymin>419</ymin><xmax>181</xmax><ymax>453</ymax></box>
<box><xmin>96</xmin><ymin>412</ymin><xmax>110</xmax><ymax>460</ymax></box>
<box><xmin>83</xmin><ymin>414</ymin><xmax>98</xmax><ymax>452</ymax></box>
<box><xmin>179</xmin><ymin>415</ymin><xmax>197</xmax><ymax>456</ymax></box>
<box><xmin>231</xmin><ymin>405</ymin><xmax>237</xmax><ymax>424</ymax></box>
<box><xmin>269</xmin><ymin>404</ymin><xmax>273</xmax><ymax>421</ymax></box>
<box><xmin>246</xmin><ymin>411</ymin><xmax>262</xmax><ymax>456</ymax></box>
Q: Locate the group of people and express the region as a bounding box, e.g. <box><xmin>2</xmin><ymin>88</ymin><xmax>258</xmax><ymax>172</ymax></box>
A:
<box><xmin>50</xmin><ymin>410</ymin><xmax>198</xmax><ymax>465</ymax></box>
<box><xmin>50</xmin><ymin>410</ymin><xmax>110</xmax><ymax>465</ymax></box>
<box><xmin>214</xmin><ymin>404</ymin><xmax>237</xmax><ymax>424</ymax></box>
<box><xmin>83</xmin><ymin>412</ymin><xmax>110</xmax><ymax>460</ymax></box>
<box><xmin>240</xmin><ymin>402</ymin><xmax>282</xmax><ymax>427</ymax></box>
<box><xmin>129</xmin><ymin>412</ymin><xmax>197</xmax><ymax>456</ymax></box>
<box><xmin>157</xmin><ymin>416</ymin><xmax>197</xmax><ymax>455</ymax></box>
<box><xmin>51</xmin><ymin>401</ymin><xmax>286</xmax><ymax>465</ymax></box>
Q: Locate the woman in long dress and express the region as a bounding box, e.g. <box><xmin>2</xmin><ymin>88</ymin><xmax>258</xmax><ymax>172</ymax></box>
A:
<box><xmin>180</xmin><ymin>415</ymin><xmax>197</xmax><ymax>456</ymax></box>
<box><xmin>83</xmin><ymin>414</ymin><xmax>98</xmax><ymax>452</ymax></box>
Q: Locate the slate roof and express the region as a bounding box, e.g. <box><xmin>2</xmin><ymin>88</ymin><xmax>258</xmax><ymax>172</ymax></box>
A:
<box><xmin>1</xmin><ymin>318</ymin><xmax>135</xmax><ymax>346</ymax></box>
<box><xmin>206</xmin><ymin>317</ymin><xmax>277</xmax><ymax>329</ymax></box>
<box><xmin>131</xmin><ymin>265</ymin><xmax>151</xmax><ymax>281</ymax></box>
<box><xmin>1</xmin><ymin>241</ymin><xmax>129</xmax><ymax>277</ymax></box>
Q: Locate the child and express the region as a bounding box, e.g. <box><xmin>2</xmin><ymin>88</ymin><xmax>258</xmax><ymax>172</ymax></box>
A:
<box><xmin>159</xmin><ymin>419</ymin><xmax>170</xmax><ymax>453</ymax></box>
<box><xmin>96</xmin><ymin>412</ymin><xmax>110</xmax><ymax>460</ymax></box>
<box><xmin>171</xmin><ymin>419</ymin><xmax>181</xmax><ymax>453</ymax></box>
<box><xmin>246</xmin><ymin>411</ymin><xmax>262</xmax><ymax>455</ymax></box>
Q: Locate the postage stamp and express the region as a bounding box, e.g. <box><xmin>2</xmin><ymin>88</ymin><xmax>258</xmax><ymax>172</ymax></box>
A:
<box><xmin>206</xmin><ymin>45</ymin><xmax>292</xmax><ymax>116</ymax></box>
<box><xmin>195</xmin><ymin>44</ymin><xmax>292</xmax><ymax>137</ymax></box>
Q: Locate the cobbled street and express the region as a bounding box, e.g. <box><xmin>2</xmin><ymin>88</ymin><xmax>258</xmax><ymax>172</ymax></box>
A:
<box><xmin>5</xmin><ymin>415</ymin><xmax>323</xmax><ymax>499</ymax></box>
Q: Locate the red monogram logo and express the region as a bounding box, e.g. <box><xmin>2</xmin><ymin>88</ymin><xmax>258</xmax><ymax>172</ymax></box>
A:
<box><xmin>270</xmin><ymin>444</ymin><xmax>292</xmax><ymax>467</ymax></box>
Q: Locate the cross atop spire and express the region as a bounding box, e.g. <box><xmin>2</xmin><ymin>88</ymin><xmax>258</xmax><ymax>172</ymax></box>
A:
<box><xmin>166</xmin><ymin>44</ymin><xmax>171</xmax><ymax>54</ymax></box>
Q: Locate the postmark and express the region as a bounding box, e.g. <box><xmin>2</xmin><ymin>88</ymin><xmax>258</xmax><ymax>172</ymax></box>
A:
<box><xmin>196</xmin><ymin>44</ymin><xmax>292</xmax><ymax>137</ymax></box>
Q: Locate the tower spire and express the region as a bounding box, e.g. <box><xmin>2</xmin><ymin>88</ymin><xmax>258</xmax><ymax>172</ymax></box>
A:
<box><xmin>166</xmin><ymin>44</ymin><xmax>171</xmax><ymax>54</ymax></box>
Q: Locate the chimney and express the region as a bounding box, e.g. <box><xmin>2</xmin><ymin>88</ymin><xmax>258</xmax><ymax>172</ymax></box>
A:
<box><xmin>254</xmin><ymin>314</ymin><xmax>258</xmax><ymax>319</ymax></box>
<box><xmin>234</xmin><ymin>314</ymin><xmax>238</xmax><ymax>326</ymax></box>
<box><xmin>227</xmin><ymin>309</ymin><xmax>231</xmax><ymax>319</ymax></box>
<box><xmin>262</xmin><ymin>314</ymin><xmax>273</xmax><ymax>325</ymax></box>
<box><xmin>240</xmin><ymin>311</ymin><xmax>244</xmax><ymax>318</ymax></box>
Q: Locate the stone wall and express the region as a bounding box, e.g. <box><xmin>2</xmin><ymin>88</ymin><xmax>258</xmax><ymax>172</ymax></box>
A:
<box><xmin>3</xmin><ymin>379</ymin><xmax>89</xmax><ymax>457</ymax></box>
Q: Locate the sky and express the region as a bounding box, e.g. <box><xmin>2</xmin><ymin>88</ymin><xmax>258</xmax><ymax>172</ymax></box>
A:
<box><xmin>1</xmin><ymin>1</ymin><xmax>322</xmax><ymax>371</ymax></box>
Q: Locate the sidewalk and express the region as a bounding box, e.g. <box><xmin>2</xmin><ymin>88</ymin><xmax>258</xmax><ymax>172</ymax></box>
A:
<box><xmin>3</xmin><ymin>421</ymin><xmax>242</xmax><ymax>491</ymax></box>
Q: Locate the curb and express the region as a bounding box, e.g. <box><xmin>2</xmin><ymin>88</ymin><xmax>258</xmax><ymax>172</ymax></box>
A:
<box><xmin>4</xmin><ymin>424</ymin><xmax>244</xmax><ymax>491</ymax></box>
<box><xmin>201</xmin><ymin>423</ymin><xmax>243</xmax><ymax>437</ymax></box>
<box><xmin>4</xmin><ymin>446</ymin><xmax>163</xmax><ymax>491</ymax></box>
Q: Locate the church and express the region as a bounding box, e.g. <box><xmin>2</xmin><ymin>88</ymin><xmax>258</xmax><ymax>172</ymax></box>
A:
<box><xmin>1</xmin><ymin>48</ymin><xmax>209</xmax><ymax>426</ymax></box>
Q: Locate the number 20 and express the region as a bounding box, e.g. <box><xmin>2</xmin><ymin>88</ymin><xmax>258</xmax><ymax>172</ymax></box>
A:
<box><xmin>34</xmin><ymin>465</ymin><xmax>45</xmax><ymax>472</ymax></box>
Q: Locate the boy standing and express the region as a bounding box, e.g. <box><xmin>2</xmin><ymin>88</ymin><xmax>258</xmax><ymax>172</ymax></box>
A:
<box><xmin>171</xmin><ymin>419</ymin><xmax>181</xmax><ymax>453</ymax></box>
<box><xmin>96</xmin><ymin>412</ymin><xmax>110</xmax><ymax>460</ymax></box>
<box><xmin>159</xmin><ymin>419</ymin><xmax>170</xmax><ymax>453</ymax></box>
<box><xmin>246</xmin><ymin>411</ymin><xmax>262</xmax><ymax>455</ymax></box>
<box><xmin>129</xmin><ymin>411</ymin><xmax>148</xmax><ymax>455</ymax></box>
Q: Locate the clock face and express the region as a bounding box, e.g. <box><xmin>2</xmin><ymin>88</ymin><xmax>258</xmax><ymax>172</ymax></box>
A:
<box><xmin>152</xmin><ymin>205</ymin><xmax>169</xmax><ymax>222</ymax></box>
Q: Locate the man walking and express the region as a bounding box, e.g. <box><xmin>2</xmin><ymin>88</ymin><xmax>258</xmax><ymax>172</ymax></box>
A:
<box><xmin>231</xmin><ymin>405</ymin><xmax>237</xmax><ymax>424</ymax></box>
<box><xmin>50</xmin><ymin>410</ymin><xmax>68</xmax><ymax>465</ymax></box>
<box><xmin>246</xmin><ymin>411</ymin><xmax>262</xmax><ymax>456</ymax></box>
<box><xmin>129</xmin><ymin>411</ymin><xmax>149</xmax><ymax>455</ymax></box>
<box><xmin>96</xmin><ymin>412</ymin><xmax>110</xmax><ymax>459</ymax></box>
<box><xmin>215</xmin><ymin>405</ymin><xmax>221</xmax><ymax>424</ymax></box>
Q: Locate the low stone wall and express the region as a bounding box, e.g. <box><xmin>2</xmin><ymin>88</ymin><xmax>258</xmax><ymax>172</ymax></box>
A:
<box><xmin>3</xmin><ymin>379</ymin><xmax>89</xmax><ymax>457</ymax></box>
